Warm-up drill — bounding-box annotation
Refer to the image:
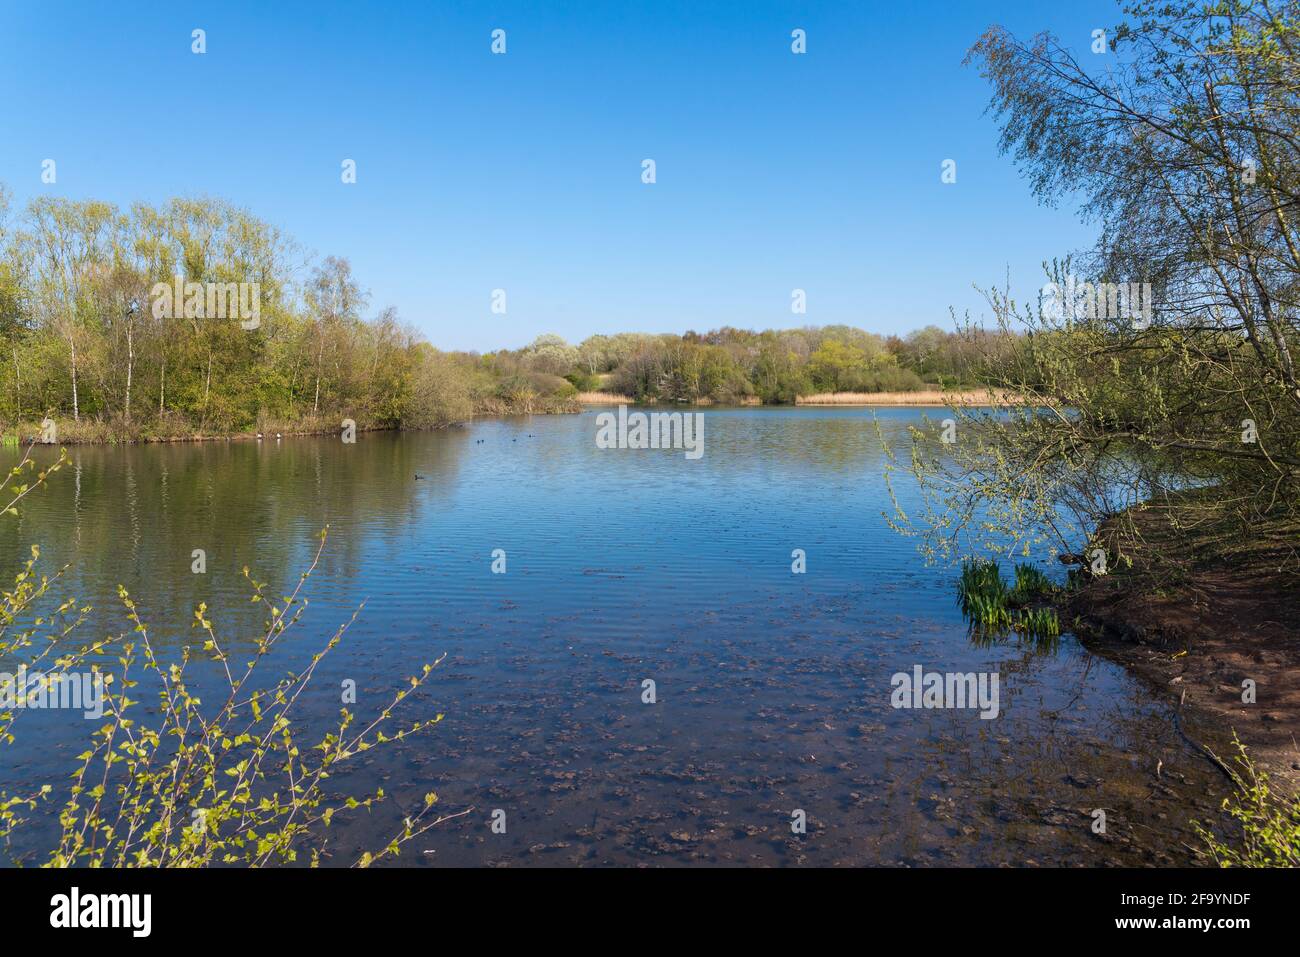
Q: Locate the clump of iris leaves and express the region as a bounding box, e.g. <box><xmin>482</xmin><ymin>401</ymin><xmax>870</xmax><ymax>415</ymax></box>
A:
<box><xmin>957</xmin><ymin>559</ymin><xmax>1061</xmax><ymax>646</ymax></box>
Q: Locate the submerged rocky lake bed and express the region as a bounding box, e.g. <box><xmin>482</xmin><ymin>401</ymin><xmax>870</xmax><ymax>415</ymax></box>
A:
<box><xmin>0</xmin><ymin>407</ymin><xmax>1231</xmax><ymax>866</ymax></box>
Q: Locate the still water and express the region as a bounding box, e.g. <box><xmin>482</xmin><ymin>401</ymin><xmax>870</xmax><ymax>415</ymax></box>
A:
<box><xmin>0</xmin><ymin>407</ymin><xmax>1226</xmax><ymax>866</ymax></box>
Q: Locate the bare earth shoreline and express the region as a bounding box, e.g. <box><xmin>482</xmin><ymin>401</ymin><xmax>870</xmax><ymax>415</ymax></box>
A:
<box><xmin>1065</xmin><ymin>511</ymin><xmax>1300</xmax><ymax>791</ymax></box>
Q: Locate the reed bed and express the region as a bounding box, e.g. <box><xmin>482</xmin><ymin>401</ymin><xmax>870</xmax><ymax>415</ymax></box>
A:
<box><xmin>576</xmin><ymin>391</ymin><xmax>638</xmax><ymax>405</ymax></box>
<box><xmin>796</xmin><ymin>389</ymin><xmax>1020</xmax><ymax>406</ymax></box>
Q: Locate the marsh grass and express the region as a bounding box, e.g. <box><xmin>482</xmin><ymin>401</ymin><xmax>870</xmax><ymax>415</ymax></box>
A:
<box><xmin>957</xmin><ymin>558</ymin><xmax>1061</xmax><ymax>644</ymax></box>
<box><xmin>1009</xmin><ymin>563</ymin><xmax>1054</xmax><ymax>603</ymax></box>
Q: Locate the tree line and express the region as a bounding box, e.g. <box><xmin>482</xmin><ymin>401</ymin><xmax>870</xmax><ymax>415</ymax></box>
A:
<box><xmin>560</xmin><ymin>324</ymin><xmax>1008</xmax><ymax>403</ymax></box>
<box><xmin>0</xmin><ymin>184</ymin><xmax>1011</xmax><ymax>440</ymax></box>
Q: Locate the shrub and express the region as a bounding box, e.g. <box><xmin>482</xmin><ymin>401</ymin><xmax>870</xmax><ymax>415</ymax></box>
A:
<box><xmin>1196</xmin><ymin>734</ymin><xmax>1300</xmax><ymax>868</ymax></box>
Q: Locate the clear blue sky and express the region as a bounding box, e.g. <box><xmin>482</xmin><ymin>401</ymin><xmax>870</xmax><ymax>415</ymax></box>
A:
<box><xmin>1</xmin><ymin>0</ymin><xmax>1118</xmax><ymax>352</ymax></box>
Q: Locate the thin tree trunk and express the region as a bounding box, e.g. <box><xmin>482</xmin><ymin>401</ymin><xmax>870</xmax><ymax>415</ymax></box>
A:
<box><xmin>313</xmin><ymin>331</ymin><xmax>324</xmax><ymax>414</ymax></box>
<box><xmin>124</xmin><ymin>322</ymin><xmax>134</xmax><ymax>423</ymax></box>
<box><xmin>68</xmin><ymin>330</ymin><xmax>79</xmax><ymax>422</ymax></box>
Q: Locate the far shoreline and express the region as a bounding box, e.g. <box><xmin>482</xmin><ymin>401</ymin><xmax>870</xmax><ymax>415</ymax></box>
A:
<box><xmin>578</xmin><ymin>388</ymin><xmax>1016</xmax><ymax>408</ymax></box>
<box><xmin>8</xmin><ymin>394</ymin><xmax>1017</xmax><ymax>445</ymax></box>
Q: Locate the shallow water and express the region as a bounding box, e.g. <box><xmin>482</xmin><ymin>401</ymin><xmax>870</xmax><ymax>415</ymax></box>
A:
<box><xmin>0</xmin><ymin>407</ymin><xmax>1227</xmax><ymax>866</ymax></box>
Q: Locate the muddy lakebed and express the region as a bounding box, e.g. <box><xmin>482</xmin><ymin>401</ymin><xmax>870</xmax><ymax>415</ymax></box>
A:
<box><xmin>0</xmin><ymin>407</ymin><xmax>1230</xmax><ymax>866</ymax></box>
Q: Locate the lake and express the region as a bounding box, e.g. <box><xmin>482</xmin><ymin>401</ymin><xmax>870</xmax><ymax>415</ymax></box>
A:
<box><xmin>0</xmin><ymin>407</ymin><xmax>1228</xmax><ymax>866</ymax></box>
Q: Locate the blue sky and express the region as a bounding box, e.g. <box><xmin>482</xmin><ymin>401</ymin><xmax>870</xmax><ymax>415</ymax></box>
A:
<box><xmin>1</xmin><ymin>0</ymin><xmax>1119</xmax><ymax>351</ymax></box>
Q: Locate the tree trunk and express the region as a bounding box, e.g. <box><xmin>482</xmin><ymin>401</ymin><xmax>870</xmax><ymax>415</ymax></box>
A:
<box><xmin>313</xmin><ymin>331</ymin><xmax>324</xmax><ymax>414</ymax></box>
<box><xmin>124</xmin><ymin>321</ymin><xmax>134</xmax><ymax>423</ymax></box>
<box><xmin>68</xmin><ymin>330</ymin><xmax>80</xmax><ymax>422</ymax></box>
